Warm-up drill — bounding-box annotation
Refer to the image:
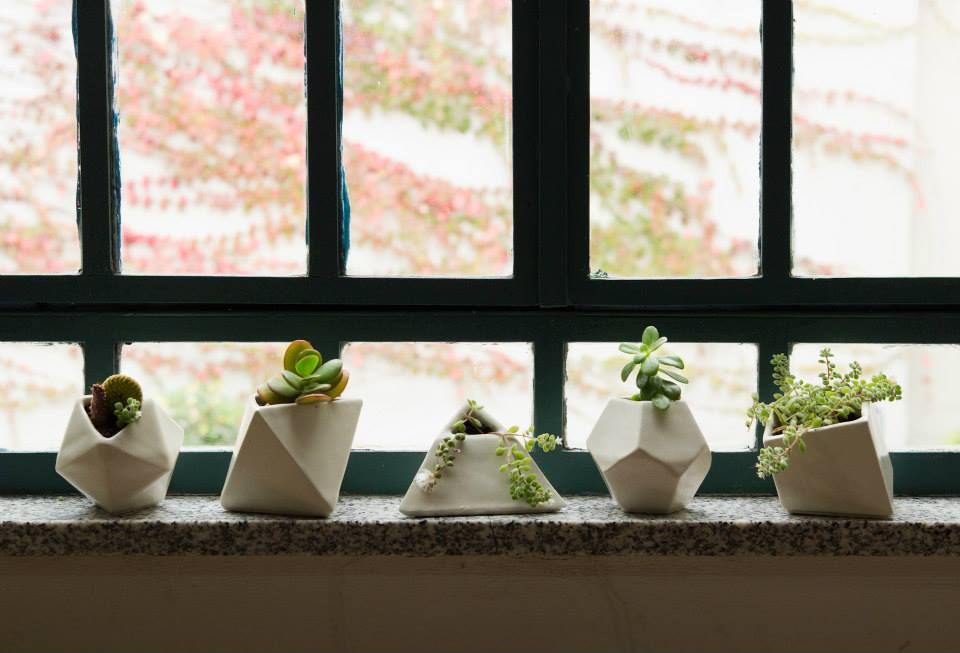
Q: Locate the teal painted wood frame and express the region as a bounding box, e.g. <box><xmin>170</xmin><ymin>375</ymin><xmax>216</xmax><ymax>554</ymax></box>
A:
<box><xmin>2</xmin><ymin>2</ymin><xmax>960</xmax><ymax>496</ymax></box>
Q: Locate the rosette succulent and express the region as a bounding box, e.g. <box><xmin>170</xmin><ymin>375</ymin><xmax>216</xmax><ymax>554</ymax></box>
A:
<box><xmin>256</xmin><ymin>339</ymin><xmax>351</xmax><ymax>406</ymax></box>
<box><xmin>618</xmin><ymin>325</ymin><xmax>688</xmax><ymax>410</ymax></box>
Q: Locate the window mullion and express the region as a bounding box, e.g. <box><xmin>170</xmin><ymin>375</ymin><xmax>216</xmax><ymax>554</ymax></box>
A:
<box><xmin>75</xmin><ymin>0</ymin><xmax>118</xmax><ymax>275</ymax></box>
<box><xmin>82</xmin><ymin>338</ymin><xmax>119</xmax><ymax>394</ymax></box>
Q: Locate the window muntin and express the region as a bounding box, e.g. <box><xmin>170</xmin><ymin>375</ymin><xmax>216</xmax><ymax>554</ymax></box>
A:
<box><xmin>0</xmin><ymin>1</ymin><xmax>80</xmax><ymax>274</ymax></box>
<box><xmin>342</xmin><ymin>0</ymin><xmax>514</xmax><ymax>277</ymax></box>
<box><xmin>114</xmin><ymin>0</ymin><xmax>308</xmax><ymax>275</ymax></box>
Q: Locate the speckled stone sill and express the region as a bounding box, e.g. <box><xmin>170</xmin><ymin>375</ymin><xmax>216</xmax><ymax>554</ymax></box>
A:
<box><xmin>1</xmin><ymin>495</ymin><xmax>959</xmax><ymax>556</ymax></box>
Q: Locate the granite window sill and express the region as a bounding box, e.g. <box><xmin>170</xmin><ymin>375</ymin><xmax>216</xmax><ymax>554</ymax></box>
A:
<box><xmin>1</xmin><ymin>495</ymin><xmax>958</xmax><ymax>556</ymax></box>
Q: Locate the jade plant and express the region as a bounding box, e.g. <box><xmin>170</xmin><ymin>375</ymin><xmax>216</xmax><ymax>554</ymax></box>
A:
<box><xmin>618</xmin><ymin>325</ymin><xmax>688</xmax><ymax>409</ymax></box>
<box><xmin>748</xmin><ymin>348</ymin><xmax>903</xmax><ymax>478</ymax></box>
<box><xmin>414</xmin><ymin>399</ymin><xmax>559</xmax><ymax>507</ymax></box>
<box><xmin>255</xmin><ymin>339</ymin><xmax>350</xmax><ymax>406</ymax></box>
<box><xmin>87</xmin><ymin>373</ymin><xmax>143</xmax><ymax>437</ymax></box>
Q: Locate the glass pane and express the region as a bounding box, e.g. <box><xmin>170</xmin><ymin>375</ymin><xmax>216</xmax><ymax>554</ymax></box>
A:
<box><xmin>793</xmin><ymin>2</ymin><xmax>960</xmax><ymax>276</ymax></box>
<box><xmin>115</xmin><ymin>1</ymin><xmax>307</xmax><ymax>275</ymax></box>
<box><xmin>342</xmin><ymin>0</ymin><xmax>513</xmax><ymax>277</ymax></box>
<box><xmin>790</xmin><ymin>343</ymin><xmax>958</xmax><ymax>450</ymax></box>
<box><xmin>342</xmin><ymin>342</ymin><xmax>532</xmax><ymax>449</ymax></box>
<box><xmin>565</xmin><ymin>342</ymin><xmax>757</xmax><ymax>450</ymax></box>
<box><xmin>0</xmin><ymin>2</ymin><xmax>80</xmax><ymax>274</ymax></box>
<box><xmin>589</xmin><ymin>0</ymin><xmax>761</xmax><ymax>279</ymax></box>
<box><xmin>0</xmin><ymin>343</ymin><xmax>83</xmax><ymax>450</ymax></box>
<box><xmin>122</xmin><ymin>342</ymin><xmax>284</xmax><ymax>446</ymax></box>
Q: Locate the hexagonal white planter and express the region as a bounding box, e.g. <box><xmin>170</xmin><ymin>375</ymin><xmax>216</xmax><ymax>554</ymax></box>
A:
<box><xmin>399</xmin><ymin>403</ymin><xmax>565</xmax><ymax>517</ymax></box>
<box><xmin>220</xmin><ymin>396</ymin><xmax>362</xmax><ymax>517</ymax></box>
<box><xmin>56</xmin><ymin>397</ymin><xmax>183</xmax><ymax>514</ymax></box>
<box><xmin>587</xmin><ymin>398</ymin><xmax>711</xmax><ymax>514</ymax></box>
<box><xmin>763</xmin><ymin>403</ymin><xmax>894</xmax><ymax>518</ymax></box>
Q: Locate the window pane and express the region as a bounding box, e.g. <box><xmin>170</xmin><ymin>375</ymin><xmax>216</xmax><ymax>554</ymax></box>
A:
<box><xmin>122</xmin><ymin>342</ymin><xmax>284</xmax><ymax>446</ymax></box>
<box><xmin>566</xmin><ymin>342</ymin><xmax>757</xmax><ymax>450</ymax></box>
<box><xmin>0</xmin><ymin>2</ymin><xmax>80</xmax><ymax>274</ymax></box>
<box><xmin>342</xmin><ymin>0</ymin><xmax>513</xmax><ymax>277</ymax></box>
<box><xmin>793</xmin><ymin>2</ymin><xmax>960</xmax><ymax>276</ymax></box>
<box><xmin>115</xmin><ymin>1</ymin><xmax>307</xmax><ymax>275</ymax></box>
<box><xmin>342</xmin><ymin>342</ymin><xmax>532</xmax><ymax>449</ymax></box>
<box><xmin>589</xmin><ymin>0</ymin><xmax>760</xmax><ymax>279</ymax></box>
<box><xmin>0</xmin><ymin>343</ymin><xmax>83</xmax><ymax>450</ymax></box>
<box><xmin>790</xmin><ymin>343</ymin><xmax>958</xmax><ymax>450</ymax></box>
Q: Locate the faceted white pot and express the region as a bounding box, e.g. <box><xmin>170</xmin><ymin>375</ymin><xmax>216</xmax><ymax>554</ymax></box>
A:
<box><xmin>587</xmin><ymin>398</ymin><xmax>711</xmax><ymax>514</ymax></box>
<box><xmin>56</xmin><ymin>397</ymin><xmax>183</xmax><ymax>514</ymax></box>
<box><xmin>220</xmin><ymin>397</ymin><xmax>362</xmax><ymax>517</ymax></box>
<box><xmin>399</xmin><ymin>403</ymin><xmax>565</xmax><ymax>517</ymax></box>
<box><xmin>764</xmin><ymin>403</ymin><xmax>894</xmax><ymax>518</ymax></box>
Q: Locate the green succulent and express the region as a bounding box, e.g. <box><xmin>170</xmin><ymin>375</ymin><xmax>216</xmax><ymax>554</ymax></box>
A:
<box><xmin>256</xmin><ymin>339</ymin><xmax>351</xmax><ymax>406</ymax></box>
<box><xmin>87</xmin><ymin>373</ymin><xmax>144</xmax><ymax>437</ymax></box>
<box><xmin>618</xmin><ymin>325</ymin><xmax>687</xmax><ymax>410</ymax></box>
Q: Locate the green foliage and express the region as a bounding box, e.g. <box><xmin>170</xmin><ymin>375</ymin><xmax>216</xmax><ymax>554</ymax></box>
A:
<box><xmin>166</xmin><ymin>382</ymin><xmax>245</xmax><ymax>446</ymax></box>
<box><xmin>619</xmin><ymin>325</ymin><xmax>688</xmax><ymax>410</ymax></box>
<box><xmin>417</xmin><ymin>398</ymin><xmax>559</xmax><ymax>507</ymax></box>
<box><xmin>256</xmin><ymin>340</ymin><xmax>350</xmax><ymax>406</ymax></box>
<box><xmin>749</xmin><ymin>349</ymin><xmax>903</xmax><ymax>478</ymax></box>
<box><xmin>114</xmin><ymin>397</ymin><xmax>142</xmax><ymax>429</ymax></box>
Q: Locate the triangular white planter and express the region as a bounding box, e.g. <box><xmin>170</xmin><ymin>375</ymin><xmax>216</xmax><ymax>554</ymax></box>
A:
<box><xmin>56</xmin><ymin>397</ymin><xmax>183</xmax><ymax>514</ymax></box>
<box><xmin>399</xmin><ymin>403</ymin><xmax>565</xmax><ymax>517</ymax></box>
<box><xmin>587</xmin><ymin>399</ymin><xmax>711</xmax><ymax>514</ymax></box>
<box><xmin>764</xmin><ymin>403</ymin><xmax>894</xmax><ymax>518</ymax></box>
<box><xmin>220</xmin><ymin>397</ymin><xmax>362</xmax><ymax>517</ymax></box>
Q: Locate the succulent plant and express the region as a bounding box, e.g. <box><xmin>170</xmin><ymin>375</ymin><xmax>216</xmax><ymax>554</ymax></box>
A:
<box><xmin>256</xmin><ymin>339</ymin><xmax>351</xmax><ymax>406</ymax></box>
<box><xmin>87</xmin><ymin>373</ymin><xmax>144</xmax><ymax>437</ymax></box>
<box><xmin>618</xmin><ymin>325</ymin><xmax>688</xmax><ymax>410</ymax></box>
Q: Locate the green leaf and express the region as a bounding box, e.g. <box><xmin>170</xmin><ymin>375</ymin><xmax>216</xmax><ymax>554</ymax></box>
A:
<box><xmin>294</xmin><ymin>349</ymin><xmax>322</xmax><ymax>376</ymax></box>
<box><xmin>620</xmin><ymin>361</ymin><xmax>637</xmax><ymax>383</ymax></box>
<box><xmin>661</xmin><ymin>367</ymin><xmax>689</xmax><ymax>384</ymax></box>
<box><xmin>641</xmin><ymin>326</ymin><xmax>660</xmax><ymax>347</ymax></box>
<box><xmin>662</xmin><ymin>380</ymin><xmax>681</xmax><ymax>400</ymax></box>
<box><xmin>641</xmin><ymin>355</ymin><xmax>659</xmax><ymax>376</ymax></box>
<box><xmin>651</xmin><ymin>394</ymin><xmax>670</xmax><ymax>410</ymax></box>
<box><xmin>659</xmin><ymin>355</ymin><xmax>685</xmax><ymax>369</ymax></box>
<box><xmin>619</xmin><ymin>343</ymin><xmax>641</xmax><ymax>355</ymax></box>
<box><xmin>649</xmin><ymin>336</ymin><xmax>668</xmax><ymax>352</ymax></box>
<box><xmin>635</xmin><ymin>373</ymin><xmax>649</xmax><ymax>389</ymax></box>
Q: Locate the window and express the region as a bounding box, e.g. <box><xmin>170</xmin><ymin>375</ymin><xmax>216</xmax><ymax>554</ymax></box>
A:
<box><xmin>2</xmin><ymin>0</ymin><xmax>958</xmax><ymax>497</ymax></box>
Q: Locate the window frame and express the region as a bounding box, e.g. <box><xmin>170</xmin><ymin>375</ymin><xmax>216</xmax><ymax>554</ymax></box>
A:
<box><xmin>1</xmin><ymin>0</ymin><xmax>959</xmax><ymax>496</ymax></box>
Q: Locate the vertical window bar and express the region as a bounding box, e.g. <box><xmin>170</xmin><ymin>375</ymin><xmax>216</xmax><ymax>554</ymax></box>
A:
<box><xmin>75</xmin><ymin>0</ymin><xmax>118</xmax><ymax>275</ymax></box>
<box><xmin>537</xmin><ymin>0</ymin><xmax>569</xmax><ymax>307</ymax></box>
<box><xmin>566</xmin><ymin>1</ymin><xmax>590</xmax><ymax>291</ymax></box>
<box><xmin>533</xmin><ymin>333</ymin><xmax>565</xmax><ymax>443</ymax></box>
<box><xmin>512</xmin><ymin>0</ymin><xmax>540</xmax><ymax>296</ymax></box>
<box><xmin>760</xmin><ymin>0</ymin><xmax>794</xmax><ymax>286</ymax></box>
<box><xmin>82</xmin><ymin>338</ymin><xmax>119</xmax><ymax>392</ymax></box>
<box><xmin>306</xmin><ymin>0</ymin><xmax>342</xmax><ymax>279</ymax></box>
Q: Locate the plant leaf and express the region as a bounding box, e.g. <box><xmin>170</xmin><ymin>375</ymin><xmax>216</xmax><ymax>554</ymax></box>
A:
<box><xmin>641</xmin><ymin>326</ymin><xmax>660</xmax><ymax>347</ymax></box>
<box><xmin>659</xmin><ymin>355</ymin><xmax>685</xmax><ymax>369</ymax></box>
<box><xmin>635</xmin><ymin>373</ymin><xmax>649</xmax><ymax>389</ymax></box>
<box><xmin>619</xmin><ymin>343</ymin><xmax>641</xmax><ymax>355</ymax></box>
<box><xmin>649</xmin><ymin>336</ymin><xmax>668</xmax><ymax>352</ymax></box>
<box><xmin>651</xmin><ymin>394</ymin><xmax>670</xmax><ymax>410</ymax></box>
<box><xmin>661</xmin><ymin>379</ymin><xmax>681</xmax><ymax>400</ymax></box>
<box><xmin>620</xmin><ymin>361</ymin><xmax>637</xmax><ymax>383</ymax></box>
<box><xmin>661</xmin><ymin>367</ymin><xmax>689</xmax><ymax>384</ymax></box>
<box><xmin>640</xmin><ymin>355</ymin><xmax>659</xmax><ymax>376</ymax></box>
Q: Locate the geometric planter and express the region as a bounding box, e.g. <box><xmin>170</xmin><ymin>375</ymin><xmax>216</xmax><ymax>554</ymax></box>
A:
<box><xmin>399</xmin><ymin>402</ymin><xmax>565</xmax><ymax>517</ymax></box>
<box><xmin>220</xmin><ymin>396</ymin><xmax>362</xmax><ymax>517</ymax></box>
<box><xmin>763</xmin><ymin>402</ymin><xmax>894</xmax><ymax>518</ymax></box>
<box><xmin>587</xmin><ymin>398</ymin><xmax>711</xmax><ymax>514</ymax></box>
<box><xmin>55</xmin><ymin>397</ymin><xmax>183</xmax><ymax>514</ymax></box>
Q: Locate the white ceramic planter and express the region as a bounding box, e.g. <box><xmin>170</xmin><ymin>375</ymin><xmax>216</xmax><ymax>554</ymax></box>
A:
<box><xmin>764</xmin><ymin>403</ymin><xmax>893</xmax><ymax>518</ymax></box>
<box><xmin>56</xmin><ymin>397</ymin><xmax>183</xmax><ymax>514</ymax></box>
<box><xmin>587</xmin><ymin>398</ymin><xmax>711</xmax><ymax>514</ymax></box>
<box><xmin>399</xmin><ymin>403</ymin><xmax>565</xmax><ymax>517</ymax></box>
<box><xmin>220</xmin><ymin>396</ymin><xmax>362</xmax><ymax>517</ymax></box>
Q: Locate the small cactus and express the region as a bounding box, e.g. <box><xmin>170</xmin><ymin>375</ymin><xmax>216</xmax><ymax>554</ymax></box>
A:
<box><xmin>256</xmin><ymin>340</ymin><xmax>351</xmax><ymax>406</ymax></box>
<box><xmin>87</xmin><ymin>374</ymin><xmax>144</xmax><ymax>437</ymax></box>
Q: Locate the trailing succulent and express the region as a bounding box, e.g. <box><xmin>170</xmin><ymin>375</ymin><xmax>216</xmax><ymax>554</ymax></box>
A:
<box><xmin>748</xmin><ymin>348</ymin><xmax>903</xmax><ymax>478</ymax></box>
<box><xmin>414</xmin><ymin>399</ymin><xmax>558</xmax><ymax>507</ymax></box>
<box><xmin>618</xmin><ymin>325</ymin><xmax>687</xmax><ymax>410</ymax></box>
<box><xmin>256</xmin><ymin>340</ymin><xmax>350</xmax><ymax>406</ymax></box>
<box><xmin>87</xmin><ymin>374</ymin><xmax>143</xmax><ymax>437</ymax></box>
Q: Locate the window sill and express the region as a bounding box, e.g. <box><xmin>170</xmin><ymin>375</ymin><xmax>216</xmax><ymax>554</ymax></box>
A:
<box><xmin>1</xmin><ymin>495</ymin><xmax>958</xmax><ymax>556</ymax></box>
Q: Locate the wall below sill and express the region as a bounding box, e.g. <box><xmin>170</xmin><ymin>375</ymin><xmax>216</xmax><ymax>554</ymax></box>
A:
<box><xmin>2</xmin><ymin>494</ymin><xmax>960</xmax><ymax>556</ymax></box>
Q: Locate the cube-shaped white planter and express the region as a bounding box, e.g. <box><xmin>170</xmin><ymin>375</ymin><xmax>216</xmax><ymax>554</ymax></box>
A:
<box><xmin>56</xmin><ymin>397</ymin><xmax>183</xmax><ymax>514</ymax></box>
<box><xmin>764</xmin><ymin>403</ymin><xmax>894</xmax><ymax>518</ymax></box>
<box><xmin>399</xmin><ymin>403</ymin><xmax>565</xmax><ymax>517</ymax></box>
<box><xmin>587</xmin><ymin>398</ymin><xmax>711</xmax><ymax>514</ymax></box>
<box><xmin>220</xmin><ymin>397</ymin><xmax>362</xmax><ymax>517</ymax></box>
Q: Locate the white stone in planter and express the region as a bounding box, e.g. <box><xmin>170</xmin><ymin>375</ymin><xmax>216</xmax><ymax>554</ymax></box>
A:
<box><xmin>399</xmin><ymin>403</ymin><xmax>565</xmax><ymax>517</ymax></box>
<box><xmin>220</xmin><ymin>397</ymin><xmax>362</xmax><ymax>517</ymax></box>
<box><xmin>587</xmin><ymin>398</ymin><xmax>711</xmax><ymax>514</ymax></box>
<box><xmin>56</xmin><ymin>397</ymin><xmax>183</xmax><ymax>514</ymax></box>
<box><xmin>764</xmin><ymin>403</ymin><xmax>894</xmax><ymax>518</ymax></box>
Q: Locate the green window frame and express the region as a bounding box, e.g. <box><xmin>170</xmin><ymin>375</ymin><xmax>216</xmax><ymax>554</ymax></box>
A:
<box><xmin>2</xmin><ymin>1</ymin><xmax>959</xmax><ymax>495</ymax></box>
